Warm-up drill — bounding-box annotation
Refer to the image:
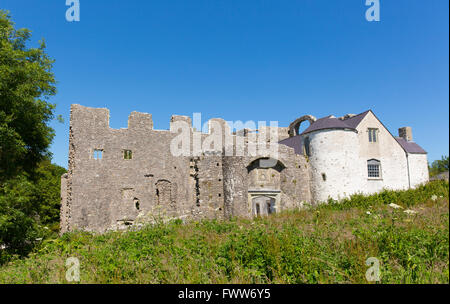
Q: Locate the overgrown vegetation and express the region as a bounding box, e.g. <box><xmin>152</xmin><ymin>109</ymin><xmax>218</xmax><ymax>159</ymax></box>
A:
<box><xmin>429</xmin><ymin>155</ymin><xmax>449</xmax><ymax>178</ymax></box>
<box><xmin>0</xmin><ymin>160</ymin><xmax>65</xmax><ymax>263</ymax></box>
<box><xmin>0</xmin><ymin>10</ymin><xmax>64</xmax><ymax>263</ymax></box>
<box><xmin>0</xmin><ymin>181</ymin><xmax>448</xmax><ymax>284</ymax></box>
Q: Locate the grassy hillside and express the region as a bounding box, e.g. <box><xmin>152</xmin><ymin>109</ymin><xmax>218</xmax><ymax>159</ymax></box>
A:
<box><xmin>0</xmin><ymin>181</ymin><xmax>448</xmax><ymax>284</ymax></box>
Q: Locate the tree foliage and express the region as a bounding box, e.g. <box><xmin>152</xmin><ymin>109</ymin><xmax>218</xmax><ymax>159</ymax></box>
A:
<box><xmin>0</xmin><ymin>11</ymin><xmax>63</xmax><ymax>263</ymax></box>
<box><xmin>0</xmin><ymin>161</ymin><xmax>65</xmax><ymax>260</ymax></box>
<box><xmin>429</xmin><ymin>156</ymin><xmax>449</xmax><ymax>177</ymax></box>
<box><xmin>0</xmin><ymin>10</ymin><xmax>57</xmax><ymax>181</ymax></box>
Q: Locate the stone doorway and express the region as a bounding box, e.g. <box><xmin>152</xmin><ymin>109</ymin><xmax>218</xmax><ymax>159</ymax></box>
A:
<box><xmin>251</xmin><ymin>195</ymin><xmax>276</xmax><ymax>217</ymax></box>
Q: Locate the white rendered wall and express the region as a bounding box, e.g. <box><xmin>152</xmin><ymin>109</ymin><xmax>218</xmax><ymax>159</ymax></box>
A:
<box><xmin>408</xmin><ymin>154</ymin><xmax>429</xmax><ymax>188</ymax></box>
<box><xmin>307</xmin><ymin>129</ymin><xmax>363</xmax><ymax>203</ymax></box>
<box><xmin>355</xmin><ymin>112</ymin><xmax>409</xmax><ymax>194</ymax></box>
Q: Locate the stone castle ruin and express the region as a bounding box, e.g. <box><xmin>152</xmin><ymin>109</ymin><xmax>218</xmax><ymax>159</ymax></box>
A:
<box><xmin>60</xmin><ymin>105</ymin><xmax>429</xmax><ymax>233</ymax></box>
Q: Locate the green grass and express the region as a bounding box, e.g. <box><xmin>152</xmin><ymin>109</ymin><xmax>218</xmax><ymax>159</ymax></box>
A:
<box><xmin>0</xmin><ymin>181</ymin><xmax>448</xmax><ymax>284</ymax></box>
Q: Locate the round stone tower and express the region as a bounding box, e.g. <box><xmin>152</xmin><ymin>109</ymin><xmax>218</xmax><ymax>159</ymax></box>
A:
<box><xmin>298</xmin><ymin>115</ymin><xmax>363</xmax><ymax>203</ymax></box>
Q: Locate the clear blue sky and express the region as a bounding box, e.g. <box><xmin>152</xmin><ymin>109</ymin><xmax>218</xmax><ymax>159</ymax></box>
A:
<box><xmin>2</xmin><ymin>0</ymin><xmax>448</xmax><ymax>168</ymax></box>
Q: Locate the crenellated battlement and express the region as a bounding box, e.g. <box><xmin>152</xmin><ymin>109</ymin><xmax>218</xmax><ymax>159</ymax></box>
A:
<box><xmin>128</xmin><ymin>111</ymin><xmax>153</xmax><ymax>131</ymax></box>
<box><xmin>71</xmin><ymin>104</ymin><xmax>154</xmax><ymax>132</ymax></box>
<box><xmin>70</xmin><ymin>104</ymin><xmax>290</xmax><ymax>140</ymax></box>
<box><xmin>70</xmin><ymin>104</ymin><xmax>110</xmax><ymax>131</ymax></box>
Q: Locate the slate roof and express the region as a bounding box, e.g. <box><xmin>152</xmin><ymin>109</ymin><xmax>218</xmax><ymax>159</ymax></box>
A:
<box><xmin>341</xmin><ymin>110</ymin><xmax>370</xmax><ymax>129</ymax></box>
<box><xmin>280</xmin><ymin>109</ymin><xmax>427</xmax><ymax>155</ymax></box>
<box><xmin>300</xmin><ymin>110</ymin><xmax>372</xmax><ymax>135</ymax></box>
<box><xmin>278</xmin><ymin>135</ymin><xmax>304</xmax><ymax>155</ymax></box>
<box><xmin>301</xmin><ymin>116</ymin><xmax>355</xmax><ymax>135</ymax></box>
<box><xmin>395</xmin><ymin>137</ymin><xmax>427</xmax><ymax>154</ymax></box>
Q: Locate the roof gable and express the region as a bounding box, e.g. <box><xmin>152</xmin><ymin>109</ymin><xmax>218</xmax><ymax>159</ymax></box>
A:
<box><xmin>356</xmin><ymin>110</ymin><xmax>427</xmax><ymax>155</ymax></box>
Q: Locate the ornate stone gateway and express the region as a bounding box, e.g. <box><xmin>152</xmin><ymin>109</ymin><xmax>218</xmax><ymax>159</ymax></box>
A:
<box><xmin>246</xmin><ymin>158</ymin><xmax>285</xmax><ymax>217</ymax></box>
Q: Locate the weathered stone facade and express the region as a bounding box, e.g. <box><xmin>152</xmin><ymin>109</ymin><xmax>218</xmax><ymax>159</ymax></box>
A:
<box><xmin>61</xmin><ymin>105</ymin><xmax>429</xmax><ymax>233</ymax></box>
<box><xmin>60</xmin><ymin>105</ymin><xmax>311</xmax><ymax>233</ymax></box>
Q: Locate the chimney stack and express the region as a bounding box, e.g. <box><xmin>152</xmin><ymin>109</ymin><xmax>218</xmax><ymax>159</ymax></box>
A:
<box><xmin>399</xmin><ymin>127</ymin><xmax>413</xmax><ymax>142</ymax></box>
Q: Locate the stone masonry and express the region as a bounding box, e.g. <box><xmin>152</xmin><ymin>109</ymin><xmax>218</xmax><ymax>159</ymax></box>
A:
<box><xmin>61</xmin><ymin>105</ymin><xmax>428</xmax><ymax>233</ymax></box>
<box><xmin>60</xmin><ymin>105</ymin><xmax>311</xmax><ymax>233</ymax></box>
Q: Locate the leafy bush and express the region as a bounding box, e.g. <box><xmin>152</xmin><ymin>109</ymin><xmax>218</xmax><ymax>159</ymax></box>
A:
<box><xmin>429</xmin><ymin>156</ymin><xmax>449</xmax><ymax>177</ymax></box>
<box><xmin>324</xmin><ymin>180</ymin><xmax>449</xmax><ymax>210</ymax></box>
<box><xmin>0</xmin><ymin>161</ymin><xmax>66</xmax><ymax>264</ymax></box>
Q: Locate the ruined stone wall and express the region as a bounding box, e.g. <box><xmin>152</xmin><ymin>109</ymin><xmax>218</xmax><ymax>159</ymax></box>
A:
<box><xmin>61</xmin><ymin>105</ymin><xmax>196</xmax><ymax>232</ymax></box>
<box><xmin>278</xmin><ymin>148</ymin><xmax>312</xmax><ymax>210</ymax></box>
<box><xmin>61</xmin><ymin>105</ymin><xmax>312</xmax><ymax>233</ymax></box>
<box><xmin>222</xmin><ymin>155</ymin><xmax>248</xmax><ymax>218</ymax></box>
<box><xmin>194</xmin><ymin>155</ymin><xmax>225</xmax><ymax>220</ymax></box>
<box><xmin>60</xmin><ymin>173</ymin><xmax>69</xmax><ymax>234</ymax></box>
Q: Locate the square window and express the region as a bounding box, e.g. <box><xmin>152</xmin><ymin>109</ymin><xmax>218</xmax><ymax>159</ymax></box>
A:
<box><xmin>368</xmin><ymin>165</ymin><xmax>380</xmax><ymax>177</ymax></box>
<box><xmin>123</xmin><ymin>150</ymin><xmax>133</xmax><ymax>160</ymax></box>
<box><xmin>93</xmin><ymin>149</ymin><xmax>103</xmax><ymax>160</ymax></box>
<box><xmin>367</xmin><ymin>159</ymin><xmax>381</xmax><ymax>178</ymax></box>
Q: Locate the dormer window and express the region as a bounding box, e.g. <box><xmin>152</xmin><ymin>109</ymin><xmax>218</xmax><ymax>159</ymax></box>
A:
<box><xmin>368</xmin><ymin>128</ymin><xmax>378</xmax><ymax>142</ymax></box>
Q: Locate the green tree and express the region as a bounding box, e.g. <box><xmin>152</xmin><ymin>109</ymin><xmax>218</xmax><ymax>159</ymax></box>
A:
<box><xmin>0</xmin><ymin>161</ymin><xmax>66</xmax><ymax>263</ymax></box>
<box><xmin>33</xmin><ymin>160</ymin><xmax>67</xmax><ymax>227</ymax></box>
<box><xmin>0</xmin><ymin>10</ymin><xmax>57</xmax><ymax>181</ymax></box>
<box><xmin>0</xmin><ymin>11</ymin><xmax>61</xmax><ymax>263</ymax></box>
<box><xmin>0</xmin><ymin>174</ymin><xmax>41</xmax><ymax>260</ymax></box>
<box><xmin>429</xmin><ymin>156</ymin><xmax>449</xmax><ymax>177</ymax></box>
